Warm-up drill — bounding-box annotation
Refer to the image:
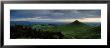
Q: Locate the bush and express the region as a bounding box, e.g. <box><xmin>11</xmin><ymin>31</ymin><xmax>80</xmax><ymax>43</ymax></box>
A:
<box><xmin>10</xmin><ymin>25</ymin><xmax>64</xmax><ymax>39</ymax></box>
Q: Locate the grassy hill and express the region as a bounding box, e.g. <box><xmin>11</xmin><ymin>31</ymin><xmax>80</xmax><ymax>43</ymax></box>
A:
<box><xmin>10</xmin><ymin>20</ymin><xmax>101</xmax><ymax>39</ymax></box>
<box><xmin>55</xmin><ymin>20</ymin><xmax>101</xmax><ymax>39</ymax></box>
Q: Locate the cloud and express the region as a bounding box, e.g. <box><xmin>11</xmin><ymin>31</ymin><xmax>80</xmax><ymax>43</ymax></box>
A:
<box><xmin>10</xmin><ymin>10</ymin><xmax>101</xmax><ymax>22</ymax></box>
<box><xmin>12</xmin><ymin>17</ymin><xmax>100</xmax><ymax>22</ymax></box>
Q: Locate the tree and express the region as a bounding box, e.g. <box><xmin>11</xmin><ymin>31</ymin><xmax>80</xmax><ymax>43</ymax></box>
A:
<box><xmin>74</xmin><ymin>20</ymin><xmax>80</xmax><ymax>23</ymax></box>
<box><xmin>70</xmin><ymin>20</ymin><xmax>81</xmax><ymax>25</ymax></box>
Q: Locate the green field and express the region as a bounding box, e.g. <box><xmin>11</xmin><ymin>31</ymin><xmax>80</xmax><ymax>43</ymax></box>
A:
<box><xmin>31</xmin><ymin>23</ymin><xmax>101</xmax><ymax>39</ymax></box>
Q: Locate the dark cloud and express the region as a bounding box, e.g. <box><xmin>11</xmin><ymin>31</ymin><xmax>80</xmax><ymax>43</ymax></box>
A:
<box><xmin>10</xmin><ymin>10</ymin><xmax>101</xmax><ymax>20</ymax></box>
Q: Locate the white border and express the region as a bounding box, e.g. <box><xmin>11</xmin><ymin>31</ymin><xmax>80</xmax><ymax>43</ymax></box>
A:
<box><xmin>4</xmin><ymin>4</ymin><xmax>107</xmax><ymax>45</ymax></box>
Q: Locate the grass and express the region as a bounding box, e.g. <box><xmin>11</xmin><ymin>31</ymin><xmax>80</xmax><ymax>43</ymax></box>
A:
<box><xmin>30</xmin><ymin>23</ymin><xmax>101</xmax><ymax>39</ymax></box>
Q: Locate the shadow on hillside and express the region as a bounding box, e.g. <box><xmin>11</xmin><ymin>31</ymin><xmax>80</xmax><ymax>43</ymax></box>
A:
<box><xmin>10</xmin><ymin>25</ymin><xmax>64</xmax><ymax>39</ymax></box>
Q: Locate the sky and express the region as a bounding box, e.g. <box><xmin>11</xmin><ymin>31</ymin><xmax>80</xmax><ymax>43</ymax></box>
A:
<box><xmin>10</xmin><ymin>10</ymin><xmax>101</xmax><ymax>23</ymax></box>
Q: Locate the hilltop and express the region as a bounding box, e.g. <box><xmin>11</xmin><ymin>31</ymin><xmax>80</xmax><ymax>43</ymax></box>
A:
<box><xmin>69</xmin><ymin>20</ymin><xmax>88</xmax><ymax>26</ymax></box>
